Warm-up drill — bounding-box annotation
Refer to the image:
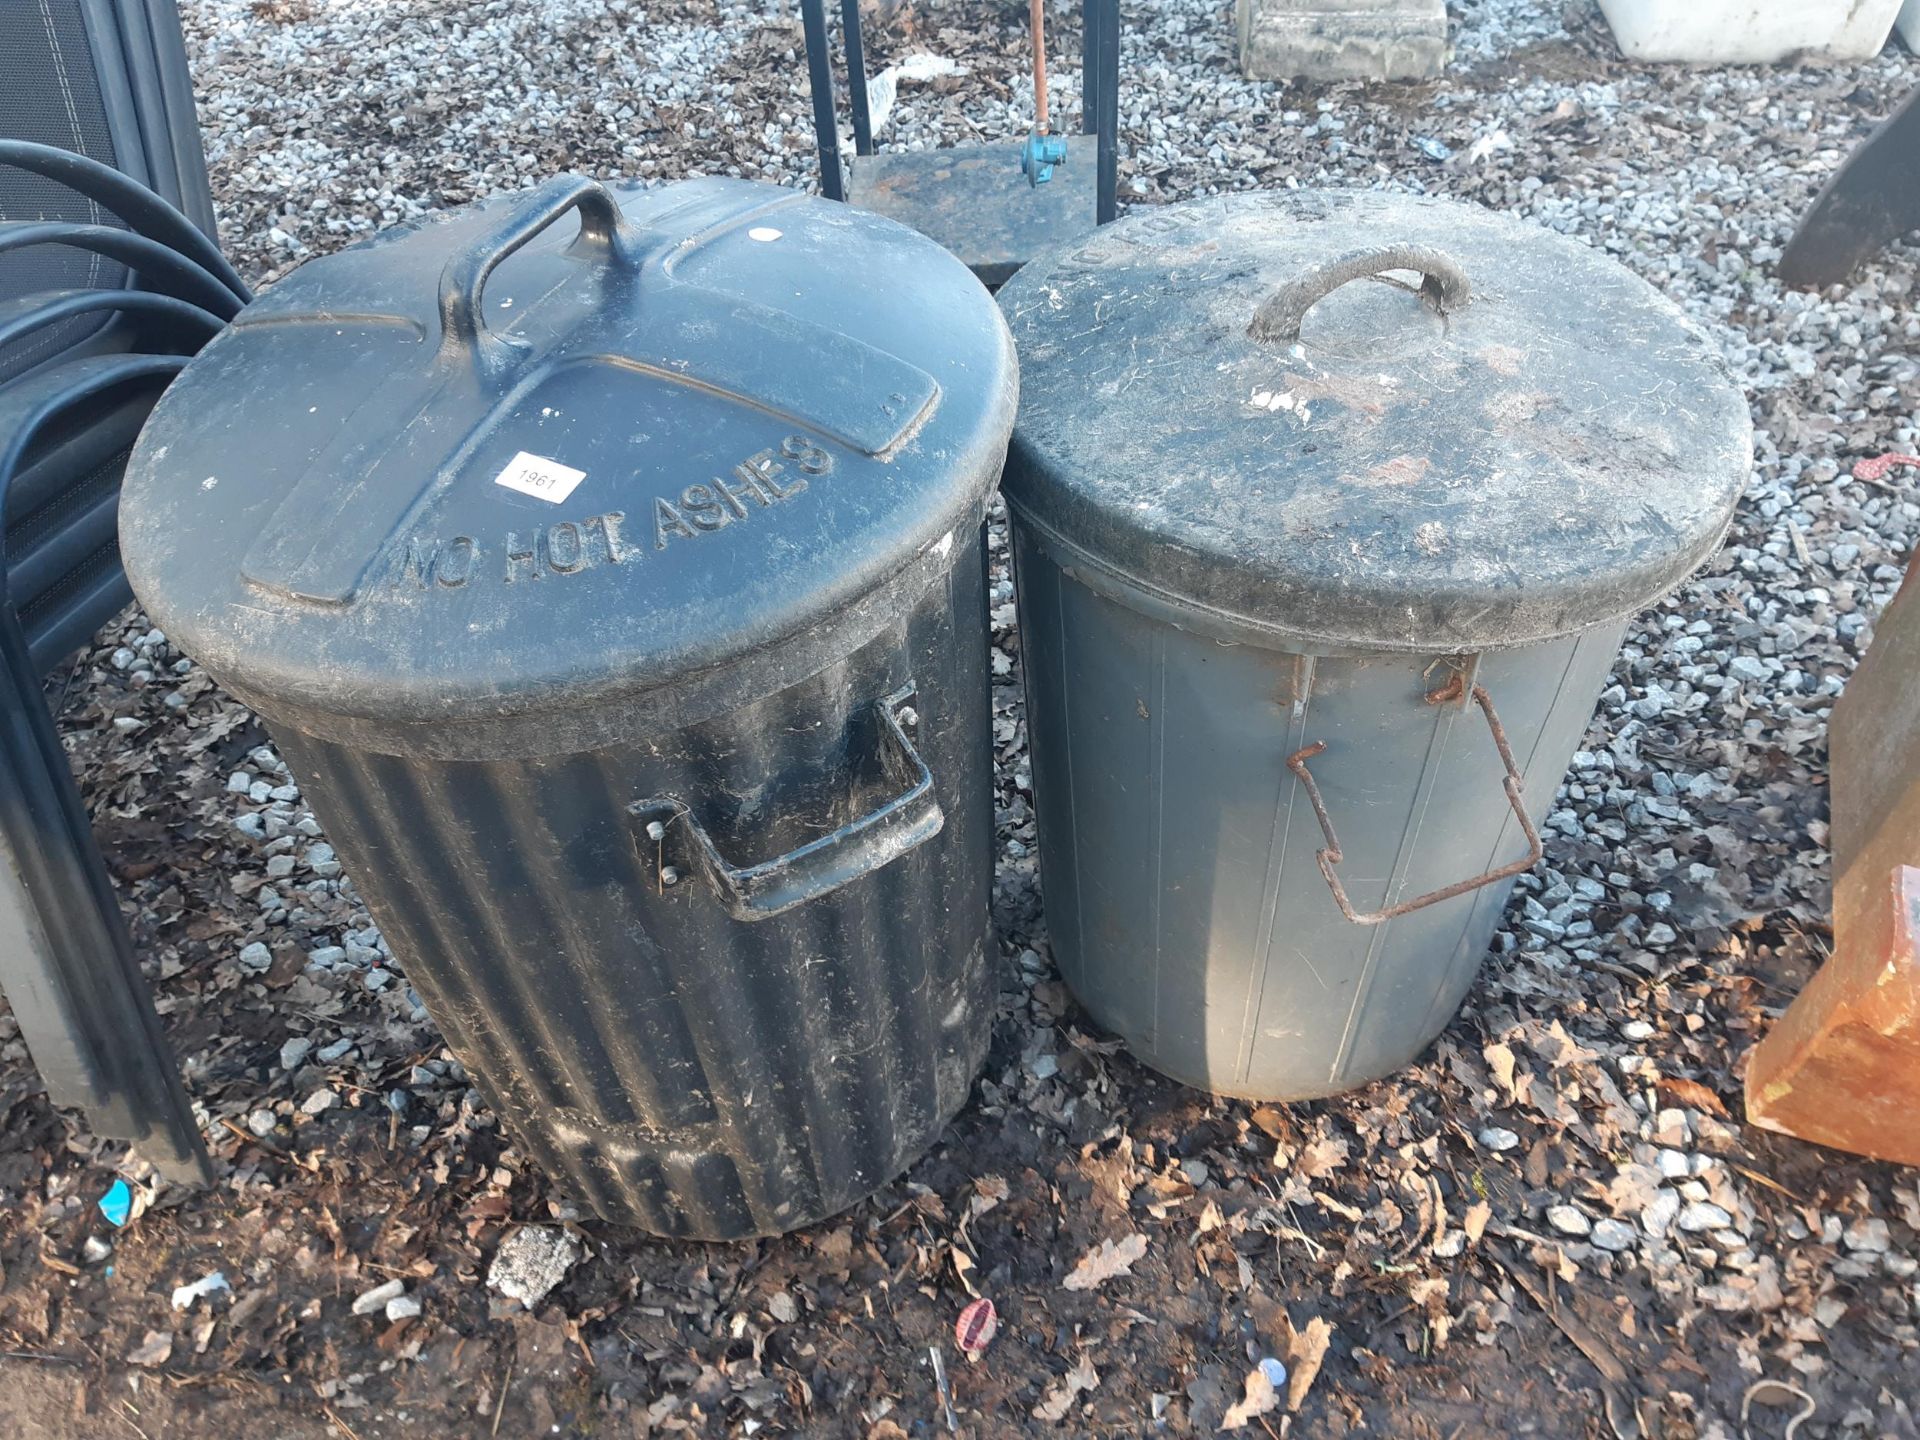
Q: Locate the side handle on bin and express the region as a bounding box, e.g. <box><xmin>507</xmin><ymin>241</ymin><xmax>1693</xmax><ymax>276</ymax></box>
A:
<box><xmin>631</xmin><ymin>686</ymin><xmax>943</xmax><ymax>922</ymax></box>
<box><xmin>437</xmin><ymin>174</ymin><xmax>639</xmax><ymax>374</ymax></box>
<box><xmin>1286</xmin><ymin>681</ymin><xmax>1542</xmax><ymax>927</ymax></box>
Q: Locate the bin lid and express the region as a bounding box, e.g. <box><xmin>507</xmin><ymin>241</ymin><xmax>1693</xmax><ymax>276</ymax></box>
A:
<box><xmin>121</xmin><ymin>175</ymin><xmax>1015</xmax><ymax>748</ymax></box>
<box><xmin>997</xmin><ymin>190</ymin><xmax>1752</xmax><ymax>654</ymax></box>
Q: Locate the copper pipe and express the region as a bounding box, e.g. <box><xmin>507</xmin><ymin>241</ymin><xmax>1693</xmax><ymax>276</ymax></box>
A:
<box><xmin>1030</xmin><ymin>0</ymin><xmax>1050</xmax><ymax>135</ymax></box>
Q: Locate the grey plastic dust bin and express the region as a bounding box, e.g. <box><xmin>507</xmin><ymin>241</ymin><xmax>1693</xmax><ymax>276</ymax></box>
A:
<box><xmin>997</xmin><ymin>190</ymin><xmax>1751</xmax><ymax>1100</ymax></box>
<box><xmin>119</xmin><ymin>175</ymin><xmax>1017</xmax><ymax>1238</ymax></box>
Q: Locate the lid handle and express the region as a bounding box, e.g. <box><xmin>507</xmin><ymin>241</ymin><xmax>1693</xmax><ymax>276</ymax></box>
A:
<box><xmin>1248</xmin><ymin>244</ymin><xmax>1471</xmax><ymax>345</ymax></box>
<box><xmin>437</xmin><ymin>174</ymin><xmax>637</xmax><ymax>373</ymax></box>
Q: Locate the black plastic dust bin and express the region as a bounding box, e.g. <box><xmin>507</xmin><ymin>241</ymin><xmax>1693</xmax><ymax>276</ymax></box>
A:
<box><xmin>997</xmin><ymin>191</ymin><xmax>1751</xmax><ymax>1100</ymax></box>
<box><xmin>119</xmin><ymin>174</ymin><xmax>1018</xmax><ymax>1238</ymax></box>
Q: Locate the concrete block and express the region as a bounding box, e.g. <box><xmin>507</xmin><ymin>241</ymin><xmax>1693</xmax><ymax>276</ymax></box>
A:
<box><xmin>1236</xmin><ymin>0</ymin><xmax>1450</xmax><ymax>82</ymax></box>
<box><xmin>1899</xmin><ymin>0</ymin><xmax>1920</xmax><ymax>52</ymax></box>
<box><xmin>1597</xmin><ymin>0</ymin><xmax>1900</xmax><ymax>63</ymax></box>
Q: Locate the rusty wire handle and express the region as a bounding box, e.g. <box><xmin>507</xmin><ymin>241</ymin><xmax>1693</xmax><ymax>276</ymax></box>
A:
<box><xmin>1285</xmin><ymin>683</ymin><xmax>1542</xmax><ymax>927</ymax></box>
<box><xmin>1249</xmin><ymin>244</ymin><xmax>1471</xmax><ymax>345</ymax></box>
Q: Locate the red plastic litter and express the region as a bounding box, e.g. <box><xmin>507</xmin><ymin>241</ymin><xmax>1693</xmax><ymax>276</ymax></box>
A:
<box><xmin>955</xmin><ymin>1296</ymin><xmax>998</xmax><ymax>1358</ymax></box>
<box><xmin>1852</xmin><ymin>453</ymin><xmax>1920</xmax><ymax>482</ymax></box>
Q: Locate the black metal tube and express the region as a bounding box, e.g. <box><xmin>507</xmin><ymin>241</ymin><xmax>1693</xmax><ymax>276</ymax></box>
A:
<box><xmin>1081</xmin><ymin>0</ymin><xmax>1100</xmax><ymax>136</ymax></box>
<box><xmin>0</xmin><ymin>222</ymin><xmax>245</xmax><ymax>318</ymax></box>
<box><xmin>800</xmin><ymin>0</ymin><xmax>845</xmax><ymax>201</ymax></box>
<box><xmin>0</xmin><ymin>139</ymin><xmax>252</xmax><ymax>303</ymax></box>
<box><xmin>841</xmin><ymin>0</ymin><xmax>874</xmax><ymax>156</ymax></box>
<box><xmin>0</xmin><ymin>288</ymin><xmax>226</xmax><ymax>358</ymax></box>
<box><xmin>1095</xmin><ymin>0</ymin><xmax>1119</xmax><ymax>225</ymax></box>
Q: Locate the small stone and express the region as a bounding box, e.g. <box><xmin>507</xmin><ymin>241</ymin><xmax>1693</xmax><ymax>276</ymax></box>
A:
<box><xmin>1477</xmin><ymin>1127</ymin><xmax>1521</xmax><ymax>1152</ymax></box>
<box><xmin>247</xmin><ymin>1107</ymin><xmax>279</xmax><ymax>1137</ymax></box>
<box><xmin>1591</xmin><ymin>1218</ymin><xmax>1638</xmax><ymax>1252</ymax></box>
<box><xmin>1652</xmin><ymin>1108</ymin><xmax>1692</xmax><ymax>1146</ymax></box>
<box><xmin>768</xmin><ymin>1291</ymin><xmax>799</xmax><ymax>1323</ymax></box>
<box><xmin>1029</xmin><ymin>1053</ymin><xmax>1058</xmax><ymax>1080</ymax></box>
<box><xmin>1678</xmin><ymin>1201</ymin><xmax>1734</xmax><ymax>1233</ymax></box>
<box><xmin>83</xmin><ymin>1236</ymin><xmax>113</xmax><ymax>1264</ymax></box>
<box><xmin>1727</xmin><ymin>655</ymin><xmax>1768</xmax><ymax>682</ymax></box>
<box><xmin>1181</xmin><ymin>1159</ymin><xmax>1210</xmax><ymax>1187</ymax></box>
<box><xmin>307</xmin><ymin>945</ymin><xmax>347</xmax><ymax>967</ymax></box>
<box><xmin>316</xmin><ymin>1038</ymin><xmax>355</xmax><ymax>1063</ymax></box>
<box><xmin>1643</xmin><ymin>1190</ymin><xmax>1682</xmax><ymax>1239</ymax></box>
<box><xmin>226</xmin><ymin>771</ymin><xmax>253</xmax><ymax>794</ymax></box>
<box><xmin>385</xmin><ymin>1295</ymin><xmax>422</xmax><ymax>1322</ymax></box>
<box><xmin>300</xmin><ymin>1088</ymin><xmax>339</xmax><ymax>1116</ymax></box>
<box><xmin>351</xmin><ymin>1279</ymin><xmax>405</xmax><ymax>1316</ymax></box>
<box><xmin>1843</xmin><ymin>1217</ymin><xmax>1891</xmax><ymax>1254</ymax></box>
<box><xmin>1621</xmin><ymin>1019</ymin><xmax>1655</xmax><ymax>1041</ymax></box>
<box><xmin>1433</xmin><ymin>1230</ymin><xmax>1466</xmax><ymax>1258</ymax></box>
<box><xmin>365</xmin><ymin>968</ymin><xmax>395</xmax><ymax>992</ymax></box>
<box><xmin>1546</xmin><ymin>1205</ymin><xmax>1591</xmax><ymax>1237</ymax></box>
<box><xmin>1657</xmin><ymin>1149</ymin><xmax>1690</xmax><ymax>1180</ymax></box>
<box><xmin>265</xmin><ymin>854</ymin><xmax>297</xmax><ymax>879</ymax></box>
<box><xmin>487</xmin><ymin>1227</ymin><xmax>582</xmax><ymax>1309</ymax></box>
<box><xmin>279</xmin><ymin>1037</ymin><xmax>313</xmax><ymax>1071</ymax></box>
<box><xmin>238</xmin><ymin>941</ymin><xmax>273</xmax><ymax>972</ymax></box>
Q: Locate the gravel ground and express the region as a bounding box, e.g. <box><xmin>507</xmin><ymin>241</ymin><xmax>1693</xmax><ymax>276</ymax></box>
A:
<box><xmin>4</xmin><ymin>2</ymin><xmax>1920</xmax><ymax>1437</ymax></box>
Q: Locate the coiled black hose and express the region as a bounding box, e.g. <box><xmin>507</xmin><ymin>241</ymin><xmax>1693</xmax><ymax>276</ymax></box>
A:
<box><xmin>0</xmin><ymin>289</ymin><xmax>226</xmax><ymax>358</ymax></box>
<box><xmin>0</xmin><ymin>222</ymin><xmax>244</xmax><ymax>319</ymax></box>
<box><xmin>0</xmin><ymin>139</ymin><xmax>252</xmax><ymax>304</ymax></box>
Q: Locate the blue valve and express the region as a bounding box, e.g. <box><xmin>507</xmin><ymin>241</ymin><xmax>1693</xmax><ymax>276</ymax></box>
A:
<box><xmin>1020</xmin><ymin>131</ymin><xmax>1068</xmax><ymax>187</ymax></box>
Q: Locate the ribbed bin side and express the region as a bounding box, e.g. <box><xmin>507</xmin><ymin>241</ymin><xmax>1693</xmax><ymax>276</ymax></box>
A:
<box><xmin>272</xmin><ymin>537</ymin><xmax>995</xmax><ymax>1239</ymax></box>
<box><xmin>1013</xmin><ymin>522</ymin><xmax>1622</xmax><ymax>1100</ymax></box>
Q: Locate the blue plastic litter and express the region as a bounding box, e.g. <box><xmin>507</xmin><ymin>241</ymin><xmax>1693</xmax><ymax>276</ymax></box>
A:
<box><xmin>1259</xmin><ymin>1356</ymin><xmax>1288</xmax><ymax>1389</ymax></box>
<box><xmin>98</xmin><ymin>1178</ymin><xmax>133</xmax><ymax>1227</ymax></box>
<box><xmin>1412</xmin><ymin>136</ymin><xmax>1453</xmax><ymax>161</ymax></box>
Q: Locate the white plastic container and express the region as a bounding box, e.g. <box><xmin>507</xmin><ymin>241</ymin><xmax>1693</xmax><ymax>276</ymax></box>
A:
<box><xmin>1597</xmin><ymin>0</ymin><xmax>1899</xmax><ymax>62</ymax></box>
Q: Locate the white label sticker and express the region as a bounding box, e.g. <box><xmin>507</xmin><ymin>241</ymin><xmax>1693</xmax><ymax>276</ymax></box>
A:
<box><xmin>493</xmin><ymin>451</ymin><xmax>586</xmax><ymax>504</ymax></box>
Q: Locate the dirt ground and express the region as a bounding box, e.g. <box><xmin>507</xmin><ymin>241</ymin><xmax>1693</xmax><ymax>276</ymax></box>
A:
<box><xmin>4</xmin><ymin>2</ymin><xmax>1920</xmax><ymax>1437</ymax></box>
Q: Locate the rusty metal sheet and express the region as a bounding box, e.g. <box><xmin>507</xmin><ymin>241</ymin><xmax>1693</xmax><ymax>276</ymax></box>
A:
<box><xmin>1746</xmin><ymin>555</ymin><xmax>1920</xmax><ymax>1166</ymax></box>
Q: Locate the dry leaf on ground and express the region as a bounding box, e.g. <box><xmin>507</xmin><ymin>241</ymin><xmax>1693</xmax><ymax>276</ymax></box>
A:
<box><xmin>1061</xmin><ymin>1232</ymin><xmax>1147</xmax><ymax>1291</ymax></box>
<box><xmin>1220</xmin><ymin>1365</ymin><xmax>1280</xmax><ymax>1429</ymax></box>
<box><xmin>126</xmin><ymin>1330</ymin><xmax>174</xmax><ymax>1367</ymax></box>
<box><xmin>1031</xmin><ymin>1353</ymin><xmax>1099</xmax><ymax>1422</ymax></box>
<box><xmin>1285</xmin><ymin>1316</ymin><xmax>1334</xmax><ymax>1412</ymax></box>
<box><xmin>1657</xmin><ymin>1074</ymin><xmax>1732</xmax><ymax>1118</ymax></box>
<box><xmin>1463</xmin><ymin>1200</ymin><xmax>1492</xmax><ymax>1245</ymax></box>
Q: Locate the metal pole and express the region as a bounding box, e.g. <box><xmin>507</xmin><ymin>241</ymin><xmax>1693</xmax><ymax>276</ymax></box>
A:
<box><xmin>841</xmin><ymin>0</ymin><xmax>874</xmax><ymax>156</ymax></box>
<box><xmin>800</xmin><ymin>0</ymin><xmax>844</xmax><ymax>201</ymax></box>
<box><xmin>1095</xmin><ymin>0</ymin><xmax>1118</xmax><ymax>224</ymax></box>
<box><xmin>1081</xmin><ymin>0</ymin><xmax>1099</xmax><ymax>136</ymax></box>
